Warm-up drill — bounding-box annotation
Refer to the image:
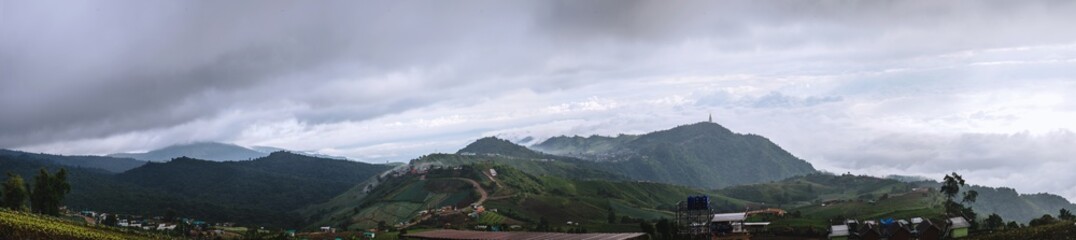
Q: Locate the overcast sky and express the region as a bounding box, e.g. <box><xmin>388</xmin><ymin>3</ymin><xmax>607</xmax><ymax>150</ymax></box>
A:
<box><xmin>3</xmin><ymin>0</ymin><xmax>1076</xmax><ymax>200</ymax></box>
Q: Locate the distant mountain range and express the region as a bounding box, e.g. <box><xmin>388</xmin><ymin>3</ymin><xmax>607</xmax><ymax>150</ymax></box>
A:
<box><xmin>0</xmin><ymin>149</ymin><xmax>145</xmax><ymax>173</ymax></box>
<box><xmin>0</xmin><ymin>151</ymin><xmax>391</xmax><ymax>227</ymax></box>
<box><xmin>107</xmin><ymin>142</ymin><xmax>348</xmax><ymax>162</ymax></box>
<box><xmin>531</xmin><ymin>122</ymin><xmax>818</xmax><ymax>188</ymax></box>
<box><xmin>4</xmin><ymin>120</ymin><xmax>1074</xmax><ymax>231</ymax></box>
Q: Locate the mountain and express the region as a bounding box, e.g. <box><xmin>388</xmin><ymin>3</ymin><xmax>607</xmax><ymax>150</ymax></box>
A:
<box><xmin>116</xmin><ymin>152</ymin><xmax>392</xmax><ymax>217</ymax></box>
<box><xmin>0</xmin><ymin>149</ymin><xmax>145</xmax><ymax>173</ymax></box>
<box><xmin>0</xmin><ymin>152</ymin><xmax>392</xmax><ymax>228</ymax></box>
<box><xmin>457</xmin><ymin>137</ymin><xmax>554</xmax><ymax>159</ymax></box>
<box><xmin>718</xmin><ymin>173</ymin><xmax>1076</xmax><ymax>230</ymax></box>
<box><xmin>108</xmin><ymin>142</ymin><xmax>268</xmax><ymax>162</ymax></box>
<box><xmin>250</xmin><ymin>146</ymin><xmax>349</xmax><ymax>160</ymax></box>
<box><xmin>532</xmin><ymin>134</ymin><xmax>638</xmax><ymax>159</ymax></box>
<box><xmin>534</xmin><ymin>122</ymin><xmax>817</xmax><ymax>188</ymax></box>
<box><xmin>305</xmin><ymin>161</ymin><xmax>747</xmax><ymax>231</ymax></box>
<box><xmin>911</xmin><ymin>182</ymin><xmax>1076</xmax><ymax>224</ymax></box>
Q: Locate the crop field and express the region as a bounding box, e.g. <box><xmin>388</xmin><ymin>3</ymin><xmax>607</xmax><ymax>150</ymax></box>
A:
<box><xmin>478</xmin><ymin>212</ymin><xmax>506</xmax><ymax>225</ymax></box>
<box><xmin>391</xmin><ymin>180</ymin><xmax>432</xmax><ymax>202</ymax></box>
<box><xmin>609</xmin><ymin>200</ymin><xmax>673</xmax><ymax>220</ymax></box>
<box><xmin>439</xmin><ymin>190</ymin><xmax>473</xmax><ymax>208</ymax></box>
<box><xmin>0</xmin><ymin>209</ymin><xmax>173</xmax><ymax>240</ymax></box>
<box><xmin>350</xmin><ymin>202</ymin><xmax>425</xmax><ymax>229</ymax></box>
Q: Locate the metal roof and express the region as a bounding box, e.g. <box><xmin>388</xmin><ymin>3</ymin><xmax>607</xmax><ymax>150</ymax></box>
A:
<box><xmin>829</xmin><ymin>225</ymin><xmax>850</xmax><ymax>237</ymax></box>
<box><xmin>711</xmin><ymin>212</ymin><xmax>747</xmax><ymax>222</ymax></box>
<box><xmin>403</xmin><ymin>230</ymin><xmax>647</xmax><ymax>240</ymax></box>
<box><xmin>949</xmin><ymin>217</ymin><xmax>971</xmax><ymax>228</ymax></box>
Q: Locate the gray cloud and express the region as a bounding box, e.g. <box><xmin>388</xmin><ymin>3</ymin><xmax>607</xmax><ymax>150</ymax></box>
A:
<box><xmin>5</xmin><ymin>0</ymin><xmax>1076</xmax><ymax>148</ymax></box>
<box><xmin>3</xmin><ymin>1</ymin><xmax>1076</xmax><ymax>200</ymax></box>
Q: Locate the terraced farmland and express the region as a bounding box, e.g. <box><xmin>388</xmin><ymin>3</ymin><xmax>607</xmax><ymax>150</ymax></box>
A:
<box><xmin>0</xmin><ymin>209</ymin><xmax>174</xmax><ymax>240</ymax></box>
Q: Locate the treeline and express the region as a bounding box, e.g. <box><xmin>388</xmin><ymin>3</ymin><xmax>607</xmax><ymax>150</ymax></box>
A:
<box><xmin>1</xmin><ymin>168</ymin><xmax>70</xmax><ymax>216</ymax></box>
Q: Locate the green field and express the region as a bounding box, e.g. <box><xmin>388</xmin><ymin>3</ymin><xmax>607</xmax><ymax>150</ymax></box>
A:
<box><xmin>0</xmin><ymin>209</ymin><xmax>176</xmax><ymax>240</ymax></box>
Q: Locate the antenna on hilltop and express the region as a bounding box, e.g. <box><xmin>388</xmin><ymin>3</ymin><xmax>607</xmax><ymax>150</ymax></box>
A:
<box><xmin>708</xmin><ymin>113</ymin><xmax>713</xmax><ymax>123</ymax></box>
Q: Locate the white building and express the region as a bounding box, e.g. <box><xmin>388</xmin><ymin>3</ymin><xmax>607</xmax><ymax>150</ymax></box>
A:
<box><xmin>711</xmin><ymin>212</ymin><xmax>747</xmax><ymax>233</ymax></box>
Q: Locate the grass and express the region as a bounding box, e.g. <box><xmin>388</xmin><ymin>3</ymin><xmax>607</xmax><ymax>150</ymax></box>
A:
<box><xmin>390</xmin><ymin>180</ymin><xmax>431</xmax><ymax>202</ymax></box>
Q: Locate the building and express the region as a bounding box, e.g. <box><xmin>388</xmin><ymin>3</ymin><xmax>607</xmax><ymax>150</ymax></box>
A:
<box><xmin>916</xmin><ymin>219</ymin><xmax>944</xmax><ymax>240</ymax></box>
<box><xmin>830</xmin><ymin>217</ymin><xmax>951</xmax><ymax>240</ymax></box>
<box><xmin>711</xmin><ymin>212</ymin><xmax>747</xmax><ymax>234</ymax></box>
<box><xmin>947</xmin><ymin>217</ymin><xmax>970</xmax><ymax>238</ymax></box>
<box><xmin>403</xmin><ymin>230</ymin><xmax>647</xmax><ymax>240</ymax></box>
<box><xmin>828</xmin><ymin>224</ymin><xmax>850</xmax><ymax>240</ymax></box>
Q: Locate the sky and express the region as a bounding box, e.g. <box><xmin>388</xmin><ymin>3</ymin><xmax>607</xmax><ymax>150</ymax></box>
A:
<box><xmin>3</xmin><ymin>0</ymin><xmax>1076</xmax><ymax>200</ymax></box>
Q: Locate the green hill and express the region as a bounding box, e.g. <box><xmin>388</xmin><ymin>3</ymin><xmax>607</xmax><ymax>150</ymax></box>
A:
<box><xmin>717</xmin><ymin>173</ymin><xmax>1076</xmax><ymax>234</ymax></box>
<box><xmin>0</xmin><ymin>152</ymin><xmax>391</xmax><ymax>228</ymax></box>
<box><xmin>531</xmin><ymin>134</ymin><xmax>638</xmax><ymax>158</ymax></box>
<box><xmin>412</xmin><ymin>153</ymin><xmax>624</xmax><ymax>181</ymax></box>
<box><xmin>534</xmin><ymin>122</ymin><xmax>817</xmax><ymax>188</ymax></box>
<box><xmin>457</xmin><ymin>137</ymin><xmax>553</xmax><ymax>160</ymax></box>
<box><xmin>910</xmin><ymin>182</ymin><xmax>1076</xmax><ymax>224</ymax></box>
<box><xmin>307</xmin><ymin>162</ymin><xmax>748</xmax><ymax>232</ymax></box>
<box><xmin>0</xmin><ymin>149</ymin><xmax>145</xmax><ymax>173</ymax></box>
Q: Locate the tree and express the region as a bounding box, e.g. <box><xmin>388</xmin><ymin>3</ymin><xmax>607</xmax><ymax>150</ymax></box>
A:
<box><xmin>536</xmin><ymin>217</ymin><xmax>550</xmax><ymax>232</ymax></box>
<box><xmin>1029</xmin><ymin>214</ymin><xmax>1057</xmax><ymax>227</ymax></box>
<box><xmin>377</xmin><ymin>220</ymin><xmax>387</xmax><ymax>231</ymax></box>
<box><xmin>655</xmin><ymin>218</ymin><xmax>673</xmax><ymax>240</ymax></box>
<box><xmin>607</xmin><ymin>206</ymin><xmax>617</xmax><ymax>224</ymax></box>
<box><xmin>983</xmin><ymin>213</ymin><xmax>1004</xmax><ymax>231</ymax></box>
<box><xmin>28</xmin><ymin>168</ymin><xmax>70</xmax><ymax>216</ymax></box>
<box><xmin>1005</xmin><ymin>221</ymin><xmax>1019</xmax><ymax>230</ymax></box>
<box><xmin>940</xmin><ymin>172</ymin><xmax>977</xmax><ymax>219</ymax></box>
<box><xmin>103</xmin><ymin>214</ymin><xmax>118</xmax><ymax>227</ymax></box>
<box><xmin>1059</xmin><ymin>208</ymin><xmax>1075</xmax><ymax>221</ymax></box>
<box><xmin>2</xmin><ymin>173</ymin><xmax>29</xmax><ymax>211</ymax></box>
<box><xmin>639</xmin><ymin>221</ymin><xmax>656</xmax><ymax>238</ymax></box>
<box><xmin>165</xmin><ymin>209</ymin><xmax>178</xmax><ymax>222</ymax></box>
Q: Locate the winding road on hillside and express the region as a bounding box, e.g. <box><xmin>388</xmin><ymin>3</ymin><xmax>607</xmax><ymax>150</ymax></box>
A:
<box><xmin>400</xmin><ymin>177</ymin><xmax>488</xmax><ymax>229</ymax></box>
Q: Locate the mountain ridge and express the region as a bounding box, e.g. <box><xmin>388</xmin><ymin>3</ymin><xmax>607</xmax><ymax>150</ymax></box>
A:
<box><xmin>108</xmin><ymin>142</ymin><xmax>267</xmax><ymax>162</ymax></box>
<box><xmin>532</xmin><ymin>122</ymin><xmax>817</xmax><ymax>188</ymax></box>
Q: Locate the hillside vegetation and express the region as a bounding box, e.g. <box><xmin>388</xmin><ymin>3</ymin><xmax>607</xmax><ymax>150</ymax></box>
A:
<box><xmin>0</xmin><ymin>152</ymin><xmax>391</xmax><ymax>228</ymax></box>
<box><xmin>309</xmin><ymin>161</ymin><xmax>748</xmax><ymax>233</ymax></box>
<box><xmin>0</xmin><ymin>209</ymin><xmax>175</xmax><ymax>240</ymax></box>
<box><xmin>0</xmin><ymin>149</ymin><xmax>145</xmax><ymax>173</ymax></box>
<box><xmin>533</xmin><ymin>122</ymin><xmax>817</xmax><ymax>188</ymax></box>
<box><xmin>968</xmin><ymin>221</ymin><xmax>1076</xmax><ymax>240</ymax></box>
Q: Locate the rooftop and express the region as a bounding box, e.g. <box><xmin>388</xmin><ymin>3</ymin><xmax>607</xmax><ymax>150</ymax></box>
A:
<box><xmin>829</xmin><ymin>225</ymin><xmax>850</xmax><ymax>237</ymax></box>
<box><xmin>712</xmin><ymin>212</ymin><xmax>747</xmax><ymax>222</ymax></box>
<box><xmin>948</xmin><ymin>217</ymin><xmax>971</xmax><ymax>228</ymax></box>
<box><xmin>402</xmin><ymin>230</ymin><xmax>647</xmax><ymax>240</ymax></box>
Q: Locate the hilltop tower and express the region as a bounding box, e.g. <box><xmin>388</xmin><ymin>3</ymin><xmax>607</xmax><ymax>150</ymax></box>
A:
<box><xmin>708</xmin><ymin>113</ymin><xmax>713</xmax><ymax>123</ymax></box>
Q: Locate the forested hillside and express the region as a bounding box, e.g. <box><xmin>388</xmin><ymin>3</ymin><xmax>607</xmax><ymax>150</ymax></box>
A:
<box><xmin>0</xmin><ymin>149</ymin><xmax>145</xmax><ymax>173</ymax></box>
<box><xmin>534</xmin><ymin>122</ymin><xmax>817</xmax><ymax>188</ymax></box>
<box><xmin>0</xmin><ymin>152</ymin><xmax>391</xmax><ymax>228</ymax></box>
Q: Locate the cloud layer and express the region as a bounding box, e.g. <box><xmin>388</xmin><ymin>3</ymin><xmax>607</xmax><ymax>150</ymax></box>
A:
<box><xmin>3</xmin><ymin>1</ymin><xmax>1076</xmax><ymax>199</ymax></box>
